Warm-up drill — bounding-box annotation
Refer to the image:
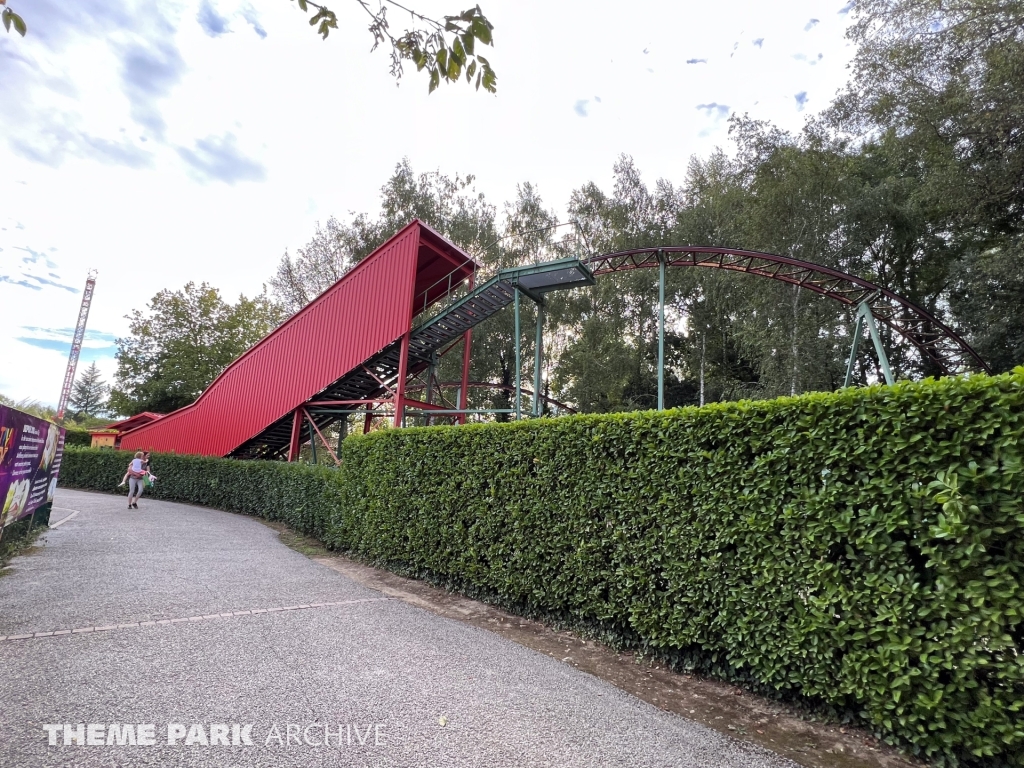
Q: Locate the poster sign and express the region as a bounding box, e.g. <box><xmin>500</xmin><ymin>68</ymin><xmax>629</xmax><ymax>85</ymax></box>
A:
<box><xmin>0</xmin><ymin>405</ymin><xmax>65</xmax><ymax>528</ymax></box>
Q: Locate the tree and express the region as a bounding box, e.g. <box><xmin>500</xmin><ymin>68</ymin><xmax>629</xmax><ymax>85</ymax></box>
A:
<box><xmin>838</xmin><ymin>0</ymin><xmax>1024</xmax><ymax>236</ymax></box>
<box><xmin>269</xmin><ymin>217</ymin><xmax>368</xmax><ymax>316</ymax></box>
<box><xmin>270</xmin><ymin>158</ymin><xmax>501</xmax><ymax>317</ymax></box>
<box><xmin>828</xmin><ymin>0</ymin><xmax>1024</xmax><ymax>371</ymax></box>
<box><xmin>109</xmin><ymin>283</ymin><xmax>284</xmax><ymax>416</ymax></box>
<box><xmin>291</xmin><ymin>1</ymin><xmax>497</xmax><ymax>93</ymax></box>
<box><xmin>949</xmin><ymin>242</ymin><xmax>1024</xmax><ymax>372</ymax></box>
<box><xmin>67</xmin><ymin>362</ymin><xmax>109</xmax><ymax>419</ymax></box>
<box><xmin>0</xmin><ymin>394</ymin><xmax>55</xmax><ymax>421</ymax></box>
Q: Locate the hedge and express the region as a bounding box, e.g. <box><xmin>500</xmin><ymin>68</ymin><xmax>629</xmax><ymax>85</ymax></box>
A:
<box><xmin>63</xmin><ymin>429</ymin><xmax>92</xmax><ymax>448</ymax></box>
<box><xmin>59</xmin><ymin>371</ymin><xmax>1024</xmax><ymax>766</ymax></box>
<box><xmin>57</xmin><ymin>451</ymin><xmax>342</xmax><ymax>542</ymax></box>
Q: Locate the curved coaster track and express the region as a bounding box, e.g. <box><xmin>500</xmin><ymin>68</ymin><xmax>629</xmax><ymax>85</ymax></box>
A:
<box><xmin>583</xmin><ymin>246</ymin><xmax>990</xmax><ymax>376</ymax></box>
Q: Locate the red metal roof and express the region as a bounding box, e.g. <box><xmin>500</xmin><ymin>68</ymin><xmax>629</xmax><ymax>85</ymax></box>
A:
<box><xmin>120</xmin><ymin>221</ymin><xmax>475</xmax><ymax>457</ymax></box>
<box><xmin>90</xmin><ymin>412</ymin><xmax>164</xmax><ymax>436</ymax></box>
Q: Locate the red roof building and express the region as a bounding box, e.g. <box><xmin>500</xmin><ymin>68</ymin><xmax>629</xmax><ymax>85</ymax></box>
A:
<box><xmin>90</xmin><ymin>412</ymin><xmax>164</xmax><ymax>449</ymax></box>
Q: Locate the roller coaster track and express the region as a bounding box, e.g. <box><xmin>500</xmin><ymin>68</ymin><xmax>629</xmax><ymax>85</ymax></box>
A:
<box><xmin>584</xmin><ymin>246</ymin><xmax>990</xmax><ymax>376</ymax></box>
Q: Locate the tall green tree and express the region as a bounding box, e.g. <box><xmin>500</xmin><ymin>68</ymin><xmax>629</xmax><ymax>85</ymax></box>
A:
<box><xmin>109</xmin><ymin>283</ymin><xmax>283</xmax><ymax>416</ymax></box>
<box><xmin>832</xmin><ymin>0</ymin><xmax>1024</xmax><ymax>371</ymax></box>
<box><xmin>68</xmin><ymin>362</ymin><xmax>109</xmax><ymax>419</ymax></box>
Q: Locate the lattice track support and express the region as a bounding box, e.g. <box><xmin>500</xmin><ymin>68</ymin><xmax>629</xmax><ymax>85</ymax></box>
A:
<box><xmin>56</xmin><ymin>270</ymin><xmax>97</xmax><ymax>421</ymax></box>
<box><xmin>844</xmin><ymin>300</ymin><xmax>895</xmax><ymax>388</ymax></box>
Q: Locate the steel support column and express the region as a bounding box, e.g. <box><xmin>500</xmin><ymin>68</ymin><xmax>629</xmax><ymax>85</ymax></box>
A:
<box><xmin>514</xmin><ymin>288</ymin><xmax>522</xmax><ymax>420</ymax></box>
<box><xmin>307</xmin><ymin>419</ymin><xmax>317</xmax><ymax>464</ymax></box>
<box><xmin>337</xmin><ymin>415</ymin><xmax>347</xmax><ymax>457</ymax></box>
<box><xmin>532</xmin><ymin>301</ymin><xmax>544</xmax><ymax>416</ymax></box>
<box><xmin>287</xmin><ymin>409</ymin><xmax>303</xmax><ymax>462</ymax></box>
<box><xmin>844</xmin><ymin>301</ymin><xmax>895</xmax><ymax>387</ymax></box>
<box><xmin>843</xmin><ymin>313</ymin><xmax>866</xmax><ymax>387</ymax></box>
<box><xmin>458</xmin><ymin>274</ymin><xmax>474</xmax><ymax>425</ymax></box>
<box><xmin>303</xmin><ymin>408</ymin><xmax>340</xmax><ymax>466</ymax></box>
<box><xmin>657</xmin><ymin>249</ymin><xmax>666</xmax><ymax>411</ymax></box>
<box><xmin>863</xmin><ymin>303</ymin><xmax>895</xmax><ymax>385</ymax></box>
<box><xmin>393</xmin><ymin>331</ymin><xmax>412</xmax><ymax>428</ymax></box>
<box><xmin>424</xmin><ymin>351</ymin><xmax>437</xmax><ymax>427</ymax></box>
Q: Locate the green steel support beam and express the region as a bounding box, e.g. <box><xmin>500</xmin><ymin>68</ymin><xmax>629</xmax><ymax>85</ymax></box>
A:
<box><xmin>336</xmin><ymin>416</ymin><xmax>347</xmax><ymax>457</ymax></box>
<box><xmin>843</xmin><ymin>313</ymin><xmax>865</xmax><ymax>387</ymax></box>
<box><xmin>514</xmin><ymin>288</ymin><xmax>522</xmax><ymax>420</ymax></box>
<box><xmin>425</xmin><ymin>350</ymin><xmax>437</xmax><ymax>426</ymax></box>
<box><xmin>425</xmin><ymin>351</ymin><xmax>437</xmax><ymax>404</ymax></box>
<box><xmin>657</xmin><ymin>249</ymin><xmax>666</xmax><ymax>411</ymax></box>
<box><xmin>862</xmin><ymin>302</ymin><xmax>895</xmax><ymax>385</ymax></box>
<box><xmin>307</xmin><ymin>418</ymin><xmax>317</xmax><ymax>464</ymax></box>
<box><xmin>844</xmin><ymin>301</ymin><xmax>895</xmax><ymax>387</ymax></box>
<box><xmin>532</xmin><ymin>301</ymin><xmax>544</xmax><ymax>417</ymax></box>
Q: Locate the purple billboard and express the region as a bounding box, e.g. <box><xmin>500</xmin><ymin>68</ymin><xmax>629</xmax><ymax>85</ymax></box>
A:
<box><xmin>0</xmin><ymin>405</ymin><xmax>65</xmax><ymax>528</ymax></box>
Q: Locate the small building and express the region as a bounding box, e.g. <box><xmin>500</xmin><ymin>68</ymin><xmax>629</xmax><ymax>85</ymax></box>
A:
<box><xmin>90</xmin><ymin>412</ymin><xmax>164</xmax><ymax>449</ymax></box>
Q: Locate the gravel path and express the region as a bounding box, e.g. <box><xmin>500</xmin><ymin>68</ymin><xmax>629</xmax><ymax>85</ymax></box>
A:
<box><xmin>0</xmin><ymin>489</ymin><xmax>799</xmax><ymax>768</ymax></box>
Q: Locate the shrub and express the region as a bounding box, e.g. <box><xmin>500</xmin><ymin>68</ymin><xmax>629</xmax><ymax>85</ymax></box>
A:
<box><xmin>60</xmin><ymin>371</ymin><xmax>1024</xmax><ymax>766</ymax></box>
<box><xmin>62</xmin><ymin>429</ymin><xmax>92</xmax><ymax>448</ymax></box>
<box><xmin>57</xmin><ymin>449</ymin><xmax>342</xmax><ymax>542</ymax></box>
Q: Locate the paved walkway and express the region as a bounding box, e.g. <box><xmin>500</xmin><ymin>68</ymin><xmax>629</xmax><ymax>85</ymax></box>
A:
<box><xmin>0</xmin><ymin>489</ymin><xmax>798</xmax><ymax>768</ymax></box>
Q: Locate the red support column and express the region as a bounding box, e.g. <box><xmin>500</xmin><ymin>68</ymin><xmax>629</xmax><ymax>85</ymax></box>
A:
<box><xmin>363</xmin><ymin>409</ymin><xmax>373</xmax><ymax>434</ymax></box>
<box><xmin>287</xmin><ymin>409</ymin><xmax>303</xmax><ymax>462</ymax></box>
<box><xmin>393</xmin><ymin>331</ymin><xmax>412</xmax><ymax>428</ymax></box>
<box><xmin>457</xmin><ymin>273</ymin><xmax>475</xmax><ymax>425</ymax></box>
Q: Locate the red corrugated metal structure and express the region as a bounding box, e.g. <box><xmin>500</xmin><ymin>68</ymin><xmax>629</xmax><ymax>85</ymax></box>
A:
<box><xmin>119</xmin><ymin>221</ymin><xmax>476</xmax><ymax>460</ymax></box>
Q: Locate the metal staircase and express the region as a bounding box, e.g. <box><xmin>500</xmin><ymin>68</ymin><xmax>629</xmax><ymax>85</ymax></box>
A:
<box><xmin>230</xmin><ymin>259</ymin><xmax>594</xmax><ymax>460</ymax></box>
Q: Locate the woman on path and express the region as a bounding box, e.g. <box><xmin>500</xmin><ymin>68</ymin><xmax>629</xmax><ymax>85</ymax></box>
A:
<box><xmin>125</xmin><ymin>452</ymin><xmax>146</xmax><ymax>509</ymax></box>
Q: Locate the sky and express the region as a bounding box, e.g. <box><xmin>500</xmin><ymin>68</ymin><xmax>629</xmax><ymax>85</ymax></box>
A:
<box><xmin>0</xmin><ymin>0</ymin><xmax>858</xmax><ymax>408</ymax></box>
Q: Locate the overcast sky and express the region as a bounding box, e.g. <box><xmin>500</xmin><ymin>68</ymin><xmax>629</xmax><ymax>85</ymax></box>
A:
<box><xmin>0</xmin><ymin>0</ymin><xmax>857</xmax><ymax>407</ymax></box>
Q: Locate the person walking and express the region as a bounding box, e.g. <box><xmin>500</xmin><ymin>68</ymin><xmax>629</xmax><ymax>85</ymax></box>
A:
<box><xmin>125</xmin><ymin>452</ymin><xmax>146</xmax><ymax>509</ymax></box>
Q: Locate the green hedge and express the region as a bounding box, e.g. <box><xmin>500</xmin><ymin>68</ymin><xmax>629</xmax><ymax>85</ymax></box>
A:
<box><xmin>57</xmin><ymin>450</ymin><xmax>342</xmax><ymax>542</ymax></box>
<box><xmin>62</xmin><ymin>429</ymin><xmax>92</xmax><ymax>448</ymax></box>
<box><xmin>59</xmin><ymin>371</ymin><xmax>1024</xmax><ymax>766</ymax></box>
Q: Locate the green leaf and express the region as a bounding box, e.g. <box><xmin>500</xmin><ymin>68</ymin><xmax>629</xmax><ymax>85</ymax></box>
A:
<box><xmin>2</xmin><ymin>9</ymin><xmax>11</xmax><ymax>33</ymax></box>
<box><xmin>11</xmin><ymin>12</ymin><xmax>26</xmax><ymax>36</ymax></box>
<box><xmin>297</xmin><ymin>0</ymin><xmax>308</xmax><ymax>11</ymax></box>
<box><xmin>471</xmin><ymin>18</ymin><xmax>492</xmax><ymax>46</ymax></box>
<box><xmin>481</xmin><ymin>66</ymin><xmax>496</xmax><ymax>93</ymax></box>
